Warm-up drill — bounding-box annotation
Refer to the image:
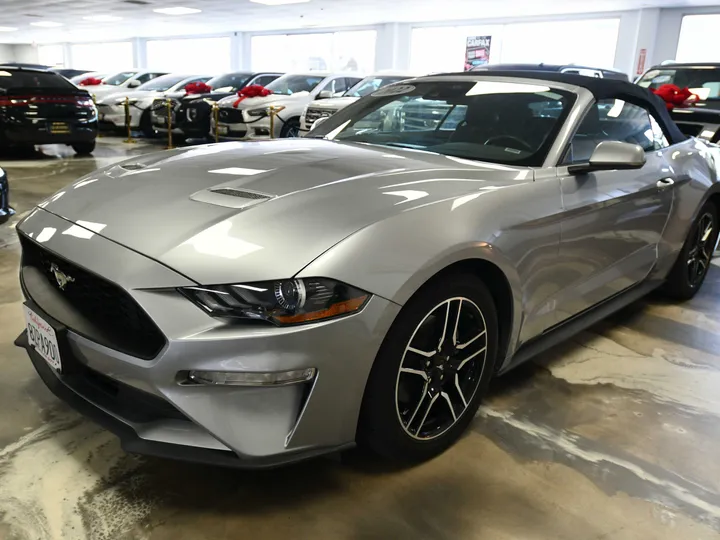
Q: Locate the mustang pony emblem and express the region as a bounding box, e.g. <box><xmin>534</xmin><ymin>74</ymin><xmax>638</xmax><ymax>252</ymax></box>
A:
<box><xmin>50</xmin><ymin>263</ymin><xmax>74</xmax><ymax>290</ymax></box>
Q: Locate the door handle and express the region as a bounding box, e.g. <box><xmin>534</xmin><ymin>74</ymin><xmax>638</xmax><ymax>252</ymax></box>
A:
<box><xmin>656</xmin><ymin>178</ymin><xmax>675</xmax><ymax>189</ymax></box>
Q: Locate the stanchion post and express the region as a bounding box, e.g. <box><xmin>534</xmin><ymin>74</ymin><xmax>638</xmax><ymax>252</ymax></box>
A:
<box><xmin>212</xmin><ymin>102</ymin><xmax>219</xmax><ymax>143</ymax></box>
<box><xmin>269</xmin><ymin>106</ymin><xmax>277</xmax><ymax>139</ymax></box>
<box><xmin>123</xmin><ymin>96</ymin><xmax>136</xmax><ymax>144</ymax></box>
<box><xmin>165</xmin><ymin>99</ymin><xmax>174</xmax><ymax>150</ymax></box>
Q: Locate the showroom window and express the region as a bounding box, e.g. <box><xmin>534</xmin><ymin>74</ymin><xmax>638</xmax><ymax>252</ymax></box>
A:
<box><xmin>500</xmin><ymin>19</ymin><xmax>619</xmax><ymax>68</ymax></box>
<box><xmin>251</xmin><ymin>30</ymin><xmax>376</xmax><ymax>73</ymax></box>
<box><xmin>71</xmin><ymin>42</ymin><xmax>133</xmax><ymax>71</ymax></box>
<box><xmin>410</xmin><ymin>25</ymin><xmax>503</xmax><ymax>74</ymax></box>
<box><xmin>410</xmin><ymin>18</ymin><xmax>619</xmax><ymax>74</ymax></box>
<box><xmin>146</xmin><ymin>37</ymin><xmax>231</xmax><ymax>73</ymax></box>
<box><xmin>38</xmin><ymin>44</ymin><xmax>64</xmax><ymax>67</ymax></box>
<box><xmin>676</xmin><ymin>14</ymin><xmax>720</xmax><ymax>63</ymax></box>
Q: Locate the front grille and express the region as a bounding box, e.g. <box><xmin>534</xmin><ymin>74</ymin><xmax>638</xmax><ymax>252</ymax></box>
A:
<box><xmin>219</xmin><ymin>108</ymin><xmax>244</xmax><ymax>123</ymax></box>
<box><xmin>20</xmin><ymin>234</ymin><xmax>166</xmax><ymax>359</ymax></box>
<box><xmin>305</xmin><ymin>107</ymin><xmax>335</xmax><ymax>125</ymax></box>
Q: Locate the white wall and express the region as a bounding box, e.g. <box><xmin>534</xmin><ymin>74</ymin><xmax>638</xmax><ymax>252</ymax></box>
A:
<box><xmin>0</xmin><ymin>44</ymin><xmax>13</xmax><ymax>64</ymax></box>
<box><xmin>10</xmin><ymin>44</ymin><xmax>39</xmax><ymax>64</ymax></box>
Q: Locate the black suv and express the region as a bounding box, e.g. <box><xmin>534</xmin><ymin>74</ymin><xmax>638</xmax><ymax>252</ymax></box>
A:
<box><xmin>637</xmin><ymin>63</ymin><xmax>720</xmax><ymax>143</ymax></box>
<box><xmin>0</xmin><ymin>66</ymin><xmax>98</xmax><ymax>154</ymax></box>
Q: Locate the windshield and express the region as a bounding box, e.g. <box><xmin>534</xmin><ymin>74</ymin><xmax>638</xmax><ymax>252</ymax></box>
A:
<box><xmin>103</xmin><ymin>71</ymin><xmax>137</xmax><ymax>86</ymax></box>
<box><xmin>309</xmin><ymin>80</ymin><xmax>574</xmax><ymax>167</ymax></box>
<box><xmin>266</xmin><ymin>74</ymin><xmax>325</xmax><ymax>96</ymax></box>
<box><xmin>345</xmin><ymin>76</ymin><xmax>411</xmax><ymax>98</ymax></box>
<box><xmin>137</xmin><ymin>74</ymin><xmax>188</xmax><ymax>92</ymax></box>
<box><xmin>0</xmin><ymin>70</ymin><xmax>77</xmax><ymax>91</ymax></box>
<box><xmin>206</xmin><ymin>72</ymin><xmax>252</xmax><ymax>93</ymax></box>
<box><xmin>638</xmin><ymin>67</ymin><xmax>720</xmax><ymax>107</ymax></box>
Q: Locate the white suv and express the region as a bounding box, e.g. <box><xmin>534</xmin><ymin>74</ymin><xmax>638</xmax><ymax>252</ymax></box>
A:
<box><xmin>300</xmin><ymin>72</ymin><xmax>417</xmax><ymax>134</ymax></box>
<box><xmin>85</xmin><ymin>70</ymin><xmax>168</xmax><ymax>101</ymax></box>
<box><xmin>214</xmin><ymin>72</ymin><xmax>363</xmax><ymax>139</ymax></box>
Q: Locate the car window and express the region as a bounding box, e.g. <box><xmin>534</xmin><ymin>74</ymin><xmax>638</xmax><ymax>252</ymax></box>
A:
<box><xmin>136</xmin><ymin>72</ymin><xmax>164</xmax><ymax>85</ymax></box>
<box><xmin>564</xmin><ymin>99</ymin><xmax>668</xmax><ymax>164</ymax></box>
<box><xmin>137</xmin><ymin>74</ymin><xmax>188</xmax><ymax>91</ymax></box>
<box><xmin>265</xmin><ymin>74</ymin><xmax>324</xmax><ymax>95</ymax></box>
<box><xmin>103</xmin><ymin>71</ymin><xmax>137</xmax><ymax>86</ymax></box>
<box><xmin>252</xmin><ymin>75</ymin><xmax>278</xmax><ymax>87</ymax></box>
<box><xmin>309</xmin><ymin>80</ymin><xmax>575</xmax><ymax>167</ymax></box>
<box><xmin>324</xmin><ymin>78</ymin><xmax>350</xmax><ymax>96</ymax></box>
<box><xmin>0</xmin><ymin>70</ymin><xmax>76</xmax><ymax>90</ymax></box>
<box><xmin>207</xmin><ymin>72</ymin><xmax>252</xmax><ymax>92</ymax></box>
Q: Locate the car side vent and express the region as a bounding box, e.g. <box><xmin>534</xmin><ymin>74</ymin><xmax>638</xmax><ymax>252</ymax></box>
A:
<box><xmin>209</xmin><ymin>188</ymin><xmax>270</xmax><ymax>200</ymax></box>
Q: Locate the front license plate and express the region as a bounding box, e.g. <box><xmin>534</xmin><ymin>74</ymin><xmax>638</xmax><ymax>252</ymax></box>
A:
<box><xmin>217</xmin><ymin>125</ymin><xmax>229</xmax><ymax>135</ymax></box>
<box><xmin>23</xmin><ymin>305</ymin><xmax>62</xmax><ymax>371</ymax></box>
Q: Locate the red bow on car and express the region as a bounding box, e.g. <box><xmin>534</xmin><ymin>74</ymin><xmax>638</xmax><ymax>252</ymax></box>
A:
<box><xmin>185</xmin><ymin>82</ymin><xmax>212</xmax><ymax>95</ymax></box>
<box><xmin>650</xmin><ymin>84</ymin><xmax>698</xmax><ymax>111</ymax></box>
<box><xmin>79</xmin><ymin>77</ymin><xmax>103</xmax><ymax>86</ymax></box>
<box><xmin>232</xmin><ymin>85</ymin><xmax>272</xmax><ymax>108</ymax></box>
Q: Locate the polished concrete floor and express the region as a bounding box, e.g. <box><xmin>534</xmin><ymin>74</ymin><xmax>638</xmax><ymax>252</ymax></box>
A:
<box><xmin>2</xmin><ymin>138</ymin><xmax>720</xmax><ymax>539</ymax></box>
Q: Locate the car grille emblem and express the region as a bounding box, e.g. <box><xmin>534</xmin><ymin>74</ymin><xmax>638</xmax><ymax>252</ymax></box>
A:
<box><xmin>50</xmin><ymin>262</ymin><xmax>74</xmax><ymax>290</ymax></box>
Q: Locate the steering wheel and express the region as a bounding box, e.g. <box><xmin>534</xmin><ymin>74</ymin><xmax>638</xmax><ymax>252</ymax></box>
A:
<box><xmin>484</xmin><ymin>135</ymin><xmax>533</xmax><ymax>152</ymax></box>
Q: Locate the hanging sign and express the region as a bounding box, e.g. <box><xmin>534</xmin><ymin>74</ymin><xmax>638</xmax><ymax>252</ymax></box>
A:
<box><xmin>465</xmin><ymin>36</ymin><xmax>492</xmax><ymax>71</ymax></box>
<box><xmin>637</xmin><ymin>48</ymin><xmax>647</xmax><ymax>75</ymax></box>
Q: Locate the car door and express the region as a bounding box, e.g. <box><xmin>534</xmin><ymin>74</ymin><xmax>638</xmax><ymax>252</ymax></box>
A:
<box><xmin>554</xmin><ymin>97</ymin><xmax>675</xmax><ymax>322</ymax></box>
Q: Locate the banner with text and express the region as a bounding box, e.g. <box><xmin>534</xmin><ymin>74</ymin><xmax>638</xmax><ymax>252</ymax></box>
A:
<box><xmin>465</xmin><ymin>36</ymin><xmax>492</xmax><ymax>71</ymax></box>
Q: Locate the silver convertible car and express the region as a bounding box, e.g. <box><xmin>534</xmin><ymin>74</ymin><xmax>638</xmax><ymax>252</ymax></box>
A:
<box><xmin>15</xmin><ymin>72</ymin><xmax>720</xmax><ymax>467</ymax></box>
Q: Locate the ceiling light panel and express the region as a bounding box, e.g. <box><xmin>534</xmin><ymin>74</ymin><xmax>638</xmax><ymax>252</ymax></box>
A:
<box><xmin>153</xmin><ymin>6</ymin><xmax>202</xmax><ymax>15</ymax></box>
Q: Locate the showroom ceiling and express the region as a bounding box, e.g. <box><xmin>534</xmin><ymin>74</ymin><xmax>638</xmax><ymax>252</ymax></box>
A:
<box><xmin>0</xmin><ymin>0</ymin><xmax>717</xmax><ymax>43</ymax></box>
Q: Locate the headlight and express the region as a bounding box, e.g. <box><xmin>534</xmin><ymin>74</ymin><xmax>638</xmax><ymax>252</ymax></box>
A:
<box><xmin>180</xmin><ymin>278</ymin><xmax>369</xmax><ymax>325</ymax></box>
<box><xmin>246</xmin><ymin>105</ymin><xmax>285</xmax><ymax>118</ymax></box>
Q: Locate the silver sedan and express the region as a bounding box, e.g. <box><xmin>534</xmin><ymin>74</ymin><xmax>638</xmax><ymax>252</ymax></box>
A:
<box><xmin>15</xmin><ymin>72</ymin><xmax>720</xmax><ymax>467</ymax></box>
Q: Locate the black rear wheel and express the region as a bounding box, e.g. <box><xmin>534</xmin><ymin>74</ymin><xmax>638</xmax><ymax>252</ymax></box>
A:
<box><xmin>358</xmin><ymin>273</ymin><xmax>498</xmax><ymax>462</ymax></box>
<box><xmin>663</xmin><ymin>200</ymin><xmax>719</xmax><ymax>300</ymax></box>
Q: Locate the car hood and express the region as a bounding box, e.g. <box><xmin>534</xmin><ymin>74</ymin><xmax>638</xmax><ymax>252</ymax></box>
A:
<box><xmin>218</xmin><ymin>92</ymin><xmax>310</xmax><ymax>110</ymax></box>
<box><xmin>91</xmin><ymin>85</ymin><xmax>129</xmax><ymax>98</ymax></box>
<box><xmin>38</xmin><ymin>139</ymin><xmax>527</xmax><ymax>285</ymax></box>
<box><xmin>308</xmin><ymin>97</ymin><xmax>359</xmax><ymax>110</ymax></box>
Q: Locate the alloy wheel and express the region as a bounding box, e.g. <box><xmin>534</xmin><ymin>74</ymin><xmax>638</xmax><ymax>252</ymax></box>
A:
<box><xmin>688</xmin><ymin>212</ymin><xmax>714</xmax><ymax>288</ymax></box>
<box><xmin>395</xmin><ymin>297</ymin><xmax>488</xmax><ymax>441</ymax></box>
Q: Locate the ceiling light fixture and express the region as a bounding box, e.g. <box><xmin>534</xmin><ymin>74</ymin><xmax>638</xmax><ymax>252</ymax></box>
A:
<box><xmin>250</xmin><ymin>0</ymin><xmax>310</xmax><ymax>5</ymax></box>
<box><xmin>30</xmin><ymin>21</ymin><xmax>64</xmax><ymax>27</ymax></box>
<box><xmin>83</xmin><ymin>15</ymin><xmax>123</xmax><ymax>22</ymax></box>
<box><xmin>153</xmin><ymin>6</ymin><xmax>202</xmax><ymax>15</ymax></box>
<box><xmin>0</xmin><ymin>26</ymin><xmax>18</xmax><ymax>31</ymax></box>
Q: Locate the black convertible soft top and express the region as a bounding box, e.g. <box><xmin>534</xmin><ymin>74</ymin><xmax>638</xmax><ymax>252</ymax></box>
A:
<box><xmin>433</xmin><ymin>70</ymin><xmax>687</xmax><ymax>145</ymax></box>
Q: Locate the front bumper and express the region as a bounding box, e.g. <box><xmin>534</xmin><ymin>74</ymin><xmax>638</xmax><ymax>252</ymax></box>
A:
<box><xmin>16</xmin><ymin>208</ymin><xmax>400</xmax><ymax>467</ymax></box>
<box><xmin>97</xmin><ymin>103</ymin><xmax>142</xmax><ymax>128</ymax></box>
<box><xmin>213</xmin><ymin>112</ymin><xmax>284</xmax><ymax>141</ymax></box>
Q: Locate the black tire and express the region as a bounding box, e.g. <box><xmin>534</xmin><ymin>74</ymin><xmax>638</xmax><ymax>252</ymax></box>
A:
<box><xmin>140</xmin><ymin>111</ymin><xmax>155</xmax><ymax>138</ymax></box>
<box><xmin>71</xmin><ymin>141</ymin><xmax>96</xmax><ymax>155</ymax></box>
<box><xmin>357</xmin><ymin>273</ymin><xmax>498</xmax><ymax>463</ymax></box>
<box><xmin>280</xmin><ymin>118</ymin><xmax>300</xmax><ymax>138</ymax></box>
<box><xmin>663</xmin><ymin>200</ymin><xmax>719</xmax><ymax>300</ymax></box>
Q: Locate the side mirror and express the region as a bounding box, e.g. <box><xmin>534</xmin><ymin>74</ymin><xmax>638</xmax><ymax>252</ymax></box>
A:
<box><xmin>127</xmin><ymin>79</ymin><xmax>141</xmax><ymax>88</ymax></box>
<box><xmin>568</xmin><ymin>141</ymin><xmax>646</xmax><ymax>174</ymax></box>
<box><xmin>318</xmin><ymin>90</ymin><xmax>333</xmax><ymax>99</ymax></box>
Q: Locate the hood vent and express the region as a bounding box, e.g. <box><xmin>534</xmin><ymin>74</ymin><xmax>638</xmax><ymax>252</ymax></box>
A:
<box><xmin>209</xmin><ymin>188</ymin><xmax>270</xmax><ymax>200</ymax></box>
<box><xmin>191</xmin><ymin>186</ymin><xmax>275</xmax><ymax>210</ymax></box>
